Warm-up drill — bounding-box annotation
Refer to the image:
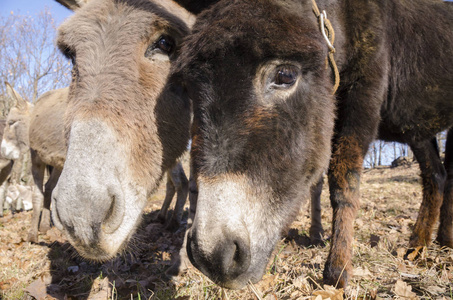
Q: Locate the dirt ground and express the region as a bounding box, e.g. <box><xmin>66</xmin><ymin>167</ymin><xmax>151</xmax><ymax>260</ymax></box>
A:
<box><xmin>0</xmin><ymin>160</ymin><xmax>452</xmax><ymax>299</ymax></box>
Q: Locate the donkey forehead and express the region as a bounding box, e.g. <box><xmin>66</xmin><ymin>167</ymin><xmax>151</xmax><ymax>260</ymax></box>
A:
<box><xmin>176</xmin><ymin>0</ymin><xmax>322</xmax><ymax>76</ymax></box>
<box><xmin>58</xmin><ymin>0</ymin><xmax>192</xmax><ymax>50</ymax></box>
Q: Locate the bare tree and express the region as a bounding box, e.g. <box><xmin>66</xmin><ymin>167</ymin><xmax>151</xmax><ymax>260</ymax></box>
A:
<box><xmin>365</xmin><ymin>142</ymin><xmax>377</xmax><ymax>168</ymax></box>
<box><xmin>377</xmin><ymin>140</ymin><xmax>387</xmax><ymax>166</ymax></box>
<box><xmin>364</xmin><ymin>140</ymin><xmax>388</xmax><ymax>168</ymax></box>
<box><xmin>0</xmin><ymin>8</ymin><xmax>71</xmax><ymax>185</ymax></box>
<box><xmin>437</xmin><ymin>131</ymin><xmax>447</xmax><ymax>155</ymax></box>
<box><xmin>0</xmin><ymin>8</ymin><xmax>71</xmax><ymax>107</ymax></box>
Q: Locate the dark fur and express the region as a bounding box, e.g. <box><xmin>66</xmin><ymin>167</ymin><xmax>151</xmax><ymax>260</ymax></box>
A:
<box><xmin>175</xmin><ymin>0</ymin><xmax>453</xmax><ymax>289</ymax></box>
<box><xmin>174</xmin><ymin>0</ymin><xmax>219</xmax><ymax>14</ymax></box>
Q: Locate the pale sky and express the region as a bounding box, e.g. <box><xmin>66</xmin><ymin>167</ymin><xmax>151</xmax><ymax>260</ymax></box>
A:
<box><xmin>1</xmin><ymin>0</ymin><xmax>73</xmax><ymax>25</ymax></box>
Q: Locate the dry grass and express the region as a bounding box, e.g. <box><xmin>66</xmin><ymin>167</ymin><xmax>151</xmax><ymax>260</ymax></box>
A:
<box><xmin>0</xmin><ymin>162</ymin><xmax>452</xmax><ymax>299</ymax></box>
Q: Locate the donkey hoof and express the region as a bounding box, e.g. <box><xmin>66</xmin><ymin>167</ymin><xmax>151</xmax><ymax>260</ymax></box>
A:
<box><xmin>323</xmin><ymin>262</ymin><xmax>350</xmax><ymax>289</ymax></box>
<box><xmin>309</xmin><ymin>230</ymin><xmax>325</xmax><ymax>246</ymax></box>
<box><xmin>27</xmin><ymin>232</ymin><xmax>38</xmax><ymax>244</ymax></box>
<box><xmin>39</xmin><ymin>223</ymin><xmax>51</xmax><ymax>233</ymax></box>
<box><xmin>310</xmin><ymin>236</ymin><xmax>325</xmax><ymax>247</ymax></box>
<box><xmin>436</xmin><ymin>236</ymin><xmax>453</xmax><ymax>249</ymax></box>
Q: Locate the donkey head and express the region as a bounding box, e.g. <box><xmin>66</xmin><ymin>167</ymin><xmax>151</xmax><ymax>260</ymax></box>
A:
<box><xmin>51</xmin><ymin>0</ymin><xmax>193</xmax><ymax>261</ymax></box>
<box><xmin>175</xmin><ymin>0</ymin><xmax>336</xmax><ymax>289</ymax></box>
<box><xmin>1</xmin><ymin>82</ymin><xmax>33</xmax><ymax>160</ymax></box>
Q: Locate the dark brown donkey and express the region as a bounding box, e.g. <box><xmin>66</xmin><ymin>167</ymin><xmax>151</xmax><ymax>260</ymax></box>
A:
<box><xmin>51</xmin><ymin>0</ymin><xmax>194</xmax><ymax>261</ymax></box>
<box><xmin>173</xmin><ymin>0</ymin><xmax>453</xmax><ymax>289</ymax></box>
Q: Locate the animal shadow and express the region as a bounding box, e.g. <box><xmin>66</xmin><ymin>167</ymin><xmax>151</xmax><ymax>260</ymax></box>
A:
<box><xmin>44</xmin><ymin>209</ymin><xmax>186</xmax><ymax>299</ymax></box>
<box><xmin>284</xmin><ymin>228</ymin><xmax>328</xmax><ymax>249</ymax></box>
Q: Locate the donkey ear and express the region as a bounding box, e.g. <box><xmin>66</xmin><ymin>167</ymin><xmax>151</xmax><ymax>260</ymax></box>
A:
<box><xmin>5</xmin><ymin>82</ymin><xmax>28</xmax><ymax>110</ymax></box>
<box><xmin>55</xmin><ymin>0</ymin><xmax>90</xmax><ymax>11</ymax></box>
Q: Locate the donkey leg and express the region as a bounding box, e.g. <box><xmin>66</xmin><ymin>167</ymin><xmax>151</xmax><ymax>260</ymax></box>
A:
<box><xmin>0</xmin><ymin>161</ymin><xmax>12</xmax><ymax>217</ymax></box>
<box><xmin>28</xmin><ymin>150</ymin><xmax>45</xmax><ymax>243</ymax></box>
<box><xmin>0</xmin><ymin>188</ymin><xmax>4</xmax><ymax>217</ymax></box>
<box><xmin>166</xmin><ymin>164</ymin><xmax>197</xmax><ymax>278</ymax></box>
<box><xmin>157</xmin><ymin>172</ymin><xmax>176</xmax><ymax>224</ymax></box>
<box><xmin>437</xmin><ymin>128</ymin><xmax>453</xmax><ymax>248</ymax></box>
<box><xmin>166</xmin><ymin>162</ymin><xmax>189</xmax><ymax>231</ymax></box>
<box><xmin>409</xmin><ymin>138</ymin><xmax>446</xmax><ymax>248</ymax></box>
<box><xmin>187</xmin><ymin>165</ymin><xmax>198</xmax><ymax>227</ymax></box>
<box><xmin>0</xmin><ymin>182</ymin><xmax>6</xmax><ymax>217</ymax></box>
<box><xmin>323</xmin><ymin>135</ymin><xmax>365</xmax><ymax>288</ymax></box>
<box><xmin>40</xmin><ymin>168</ymin><xmax>61</xmax><ymax>233</ymax></box>
<box><xmin>310</xmin><ymin>174</ymin><xmax>324</xmax><ymax>244</ymax></box>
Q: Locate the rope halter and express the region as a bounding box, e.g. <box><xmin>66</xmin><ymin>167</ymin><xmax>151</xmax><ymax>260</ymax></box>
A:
<box><xmin>311</xmin><ymin>0</ymin><xmax>340</xmax><ymax>94</ymax></box>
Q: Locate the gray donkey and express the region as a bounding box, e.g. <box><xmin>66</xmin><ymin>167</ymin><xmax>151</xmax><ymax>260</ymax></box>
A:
<box><xmin>50</xmin><ymin>0</ymin><xmax>195</xmax><ymax>261</ymax></box>
<box><xmin>2</xmin><ymin>83</ymin><xmax>189</xmax><ymax>243</ymax></box>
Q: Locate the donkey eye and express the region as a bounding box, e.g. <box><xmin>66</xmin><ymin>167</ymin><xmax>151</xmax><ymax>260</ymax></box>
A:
<box><xmin>146</xmin><ymin>35</ymin><xmax>175</xmax><ymax>58</ymax></box>
<box><xmin>273</xmin><ymin>66</ymin><xmax>298</xmax><ymax>86</ymax></box>
<box><xmin>156</xmin><ymin>36</ymin><xmax>174</xmax><ymax>53</ymax></box>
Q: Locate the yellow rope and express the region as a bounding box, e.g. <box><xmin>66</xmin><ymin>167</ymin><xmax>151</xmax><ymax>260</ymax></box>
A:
<box><xmin>311</xmin><ymin>0</ymin><xmax>340</xmax><ymax>94</ymax></box>
<box><xmin>312</xmin><ymin>0</ymin><xmax>322</xmax><ymax>17</ymax></box>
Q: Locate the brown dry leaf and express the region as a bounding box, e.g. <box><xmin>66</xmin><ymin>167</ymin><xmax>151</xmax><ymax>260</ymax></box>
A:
<box><xmin>396</xmin><ymin>261</ymin><xmax>407</xmax><ymax>273</ymax></box>
<box><xmin>400</xmin><ymin>223</ymin><xmax>410</xmax><ymax>235</ymax></box>
<box><xmin>355</xmin><ymin>218</ymin><xmax>364</xmax><ymax>228</ymax></box>
<box><xmin>25</xmin><ymin>275</ymin><xmax>52</xmax><ymax>300</ymax></box>
<box><xmin>394</xmin><ymin>279</ymin><xmax>417</xmax><ymax>299</ymax></box>
<box><xmin>312</xmin><ymin>285</ymin><xmax>343</xmax><ymax>300</ymax></box>
<box><xmin>290</xmin><ymin>290</ymin><xmax>303</xmax><ymax>299</ymax></box>
<box><xmin>0</xmin><ymin>281</ymin><xmax>11</xmax><ymax>290</ymax></box>
<box><xmin>353</xmin><ymin>266</ymin><xmax>372</xmax><ymax>278</ymax></box>
<box><xmin>440</xmin><ymin>269</ymin><xmax>452</xmax><ymax>282</ymax></box>
<box><xmin>396</xmin><ymin>248</ymin><xmax>407</xmax><ymax>259</ymax></box>
<box><xmin>263</xmin><ymin>293</ymin><xmax>278</xmax><ymax>300</ymax></box>
<box><xmin>293</xmin><ymin>275</ymin><xmax>311</xmax><ymax>293</ymax></box>
<box><xmin>9</xmin><ymin>231</ymin><xmax>24</xmax><ymax>245</ymax></box>
<box><xmin>45</xmin><ymin>227</ymin><xmax>66</xmax><ymax>243</ymax></box>
<box><xmin>255</xmin><ymin>274</ymin><xmax>276</xmax><ymax>292</ymax></box>
<box><xmin>404</xmin><ymin>246</ymin><xmax>425</xmax><ymax>261</ymax></box>
<box><xmin>365</xmin><ymin>288</ymin><xmax>378</xmax><ymax>300</ymax></box>
<box><xmin>425</xmin><ymin>285</ymin><xmax>445</xmax><ymax>295</ymax></box>
<box><xmin>88</xmin><ymin>277</ymin><xmax>111</xmax><ymax>300</ymax></box>
<box><xmin>0</xmin><ymin>255</ymin><xmax>10</xmax><ymax>265</ymax></box>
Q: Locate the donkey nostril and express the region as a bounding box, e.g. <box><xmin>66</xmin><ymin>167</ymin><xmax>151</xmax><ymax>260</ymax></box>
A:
<box><xmin>102</xmin><ymin>192</ymin><xmax>124</xmax><ymax>234</ymax></box>
<box><xmin>233</xmin><ymin>242</ymin><xmax>244</xmax><ymax>265</ymax></box>
<box><xmin>187</xmin><ymin>226</ymin><xmax>251</xmax><ymax>285</ymax></box>
<box><xmin>222</xmin><ymin>238</ymin><xmax>251</xmax><ymax>277</ymax></box>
